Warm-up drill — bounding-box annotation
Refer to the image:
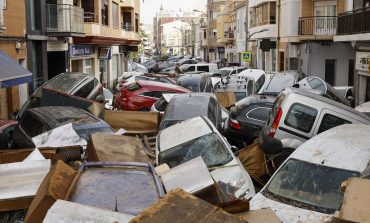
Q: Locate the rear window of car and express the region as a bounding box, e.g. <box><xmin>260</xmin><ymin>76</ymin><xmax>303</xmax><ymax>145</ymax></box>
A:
<box><xmin>126</xmin><ymin>82</ymin><xmax>141</xmax><ymax>91</ymax></box>
<box><xmin>198</xmin><ymin>66</ymin><xmax>210</xmax><ymax>72</ymax></box>
<box><xmin>154</xmin><ymin>97</ymin><xmax>168</xmax><ymax>111</ymax></box>
<box><xmin>21</xmin><ymin>114</ymin><xmax>50</xmax><ymax>138</ymax></box>
<box><xmin>284</xmin><ymin>103</ymin><xmax>318</xmax><ymax>133</ymax></box>
<box><xmin>247</xmin><ymin>107</ymin><xmax>271</xmax><ymax>122</ymax></box>
<box><xmin>318</xmin><ymin>114</ymin><xmax>351</xmax><ymax>134</ymax></box>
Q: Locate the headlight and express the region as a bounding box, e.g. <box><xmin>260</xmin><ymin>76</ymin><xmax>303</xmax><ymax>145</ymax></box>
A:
<box><xmin>229</xmin><ymin>172</ymin><xmax>246</xmax><ymax>189</ymax></box>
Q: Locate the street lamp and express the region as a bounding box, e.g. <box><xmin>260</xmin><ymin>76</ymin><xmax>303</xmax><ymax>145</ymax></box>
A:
<box><xmin>193</xmin><ymin>9</ymin><xmax>209</xmax><ymax>61</ymax></box>
<box><xmin>248</xmin><ymin>28</ymin><xmax>269</xmax><ymax>39</ymax></box>
<box><xmin>246</xmin><ymin>28</ymin><xmax>269</xmax><ymax>68</ymax></box>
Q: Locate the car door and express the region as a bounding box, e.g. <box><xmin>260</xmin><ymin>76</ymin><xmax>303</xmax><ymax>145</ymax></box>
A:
<box><xmin>276</xmin><ymin>102</ymin><xmax>319</xmax><ymax>145</ymax></box>
<box><xmin>313</xmin><ymin>109</ymin><xmax>353</xmax><ymax>135</ymax></box>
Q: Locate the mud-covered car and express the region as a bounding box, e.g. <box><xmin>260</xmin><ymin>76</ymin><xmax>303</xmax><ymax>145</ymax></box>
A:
<box><xmin>156</xmin><ymin>116</ymin><xmax>256</xmax><ymax>200</ymax></box>
<box><xmin>11</xmin><ymin>106</ymin><xmax>113</xmax><ymax>149</ymax></box>
<box><xmin>251</xmin><ymin>124</ymin><xmax>370</xmax><ymax>223</ymax></box>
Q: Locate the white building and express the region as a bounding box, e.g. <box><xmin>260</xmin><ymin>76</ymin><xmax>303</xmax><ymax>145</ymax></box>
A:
<box><xmin>235</xmin><ymin>2</ymin><xmax>246</xmax><ymax>65</ymax></box>
<box><xmin>161</xmin><ymin>20</ymin><xmax>191</xmax><ymax>56</ymax></box>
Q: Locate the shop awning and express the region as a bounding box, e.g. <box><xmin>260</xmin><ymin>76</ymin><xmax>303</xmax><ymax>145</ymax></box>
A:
<box><xmin>0</xmin><ymin>51</ymin><xmax>32</xmax><ymax>88</ymax></box>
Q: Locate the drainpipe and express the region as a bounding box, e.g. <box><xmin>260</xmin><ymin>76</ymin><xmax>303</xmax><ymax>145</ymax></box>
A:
<box><xmin>245</xmin><ymin>0</ymin><xmax>249</xmax><ymax>67</ymax></box>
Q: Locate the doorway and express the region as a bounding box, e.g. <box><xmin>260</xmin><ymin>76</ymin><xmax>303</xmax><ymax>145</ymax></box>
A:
<box><xmin>279</xmin><ymin>52</ymin><xmax>284</xmax><ymax>71</ymax></box>
<box><xmin>325</xmin><ymin>59</ymin><xmax>336</xmax><ymax>85</ymax></box>
<box><xmin>47</xmin><ymin>51</ymin><xmax>67</xmax><ymax>80</ymax></box>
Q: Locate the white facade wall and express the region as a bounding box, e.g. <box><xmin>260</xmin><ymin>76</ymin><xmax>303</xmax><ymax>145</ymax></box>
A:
<box><xmin>236</xmin><ymin>5</ymin><xmax>246</xmax><ymax>54</ymax></box>
<box><xmin>299</xmin><ymin>42</ymin><xmax>355</xmax><ymax>86</ymax></box>
<box><xmin>279</xmin><ymin>0</ymin><xmax>300</xmax><ymax>38</ymax></box>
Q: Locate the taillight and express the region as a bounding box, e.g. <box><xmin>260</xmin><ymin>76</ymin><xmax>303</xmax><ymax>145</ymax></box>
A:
<box><xmin>268</xmin><ymin>107</ymin><xmax>282</xmax><ymax>138</ymax></box>
<box><xmin>229</xmin><ymin>118</ymin><xmax>241</xmax><ymax>130</ymax></box>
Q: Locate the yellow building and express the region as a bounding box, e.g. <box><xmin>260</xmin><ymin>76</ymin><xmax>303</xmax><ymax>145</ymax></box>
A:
<box><xmin>71</xmin><ymin>0</ymin><xmax>141</xmax><ymax>89</ymax></box>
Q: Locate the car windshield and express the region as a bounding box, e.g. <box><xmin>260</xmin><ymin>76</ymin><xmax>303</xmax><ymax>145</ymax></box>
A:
<box><xmin>264</xmin><ymin>75</ymin><xmax>295</xmax><ymax>95</ymax></box>
<box><xmin>217</xmin><ymin>69</ymin><xmax>231</xmax><ymax>77</ymax></box>
<box><xmin>159</xmin><ymin>133</ymin><xmax>233</xmax><ymax>168</ymax></box>
<box><xmin>235</xmin><ymin>92</ymin><xmax>247</xmax><ymax>101</ymax></box>
<box><xmin>44</xmin><ymin>73</ymin><xmax>88</xmax><ymax>93</ymax></box>
<box><xmin>265</xmin><ymin>159</ymin><xmax>359</xmax><ymax>214</ymax></box>
<box><xmin>179</xmin><ymin>81</ymin><xmax>200</xmax><ymax>92</ymax></box>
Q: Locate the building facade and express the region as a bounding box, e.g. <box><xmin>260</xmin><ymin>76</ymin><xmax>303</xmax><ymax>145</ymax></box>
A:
<box><xmin>0</xmin><ymin>0</ymin><xmax>29</xmax><ymax>118</ymax></box>
<box><xmin>25</xmin><ymin>0</ymin><xmax>141</xmax><ymax>91</ymax></box>
<box><xmin>334</xmin><ymin>0</ymin><xmax>370</xmax><ymax>105</ymax></box>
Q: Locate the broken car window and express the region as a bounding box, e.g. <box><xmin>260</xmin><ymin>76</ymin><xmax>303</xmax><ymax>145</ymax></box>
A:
<box><xmin>265</xmin><ymin>159</ymin><xmax>359</xmax><ymax>214</ymax></box>
<box><xmin>159</xmin><ymin>133</ymin><xmax>233</xmax><ymax>168</ymax></box>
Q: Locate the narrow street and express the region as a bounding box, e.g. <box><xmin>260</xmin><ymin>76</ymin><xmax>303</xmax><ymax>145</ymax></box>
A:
<box><xmin>0</xmin><ymin>0</ymin><xmax>370</xmax><ymax>222</ymax></box>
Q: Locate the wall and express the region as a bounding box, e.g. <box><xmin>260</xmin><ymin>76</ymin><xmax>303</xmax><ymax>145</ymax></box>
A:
<box><xmin>280</xmin><ymin>0</ymin><xmax>300</xmax><ymax>38</ymax></box>
<box><xmin>236</xmin><ymin>5</ymin><xmax>246</xmax><ymax>53</ymax></box>
<box><xmin>299</xmin><ymin>42</ymin><xmax>355</xmax><ymax>85</ymax></box>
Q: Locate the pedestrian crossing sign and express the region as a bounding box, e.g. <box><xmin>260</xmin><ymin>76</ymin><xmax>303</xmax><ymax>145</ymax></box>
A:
<box><xmin>242</xmin><ymin>51</ymin><xmax>252</xmax><ymax>62</ymax></box>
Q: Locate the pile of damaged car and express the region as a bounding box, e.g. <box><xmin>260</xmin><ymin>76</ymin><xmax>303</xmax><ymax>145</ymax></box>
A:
<box><xmin>1</xmin><ymin>69</ymin><xmax>370</xmax><ymax>223</ymax></box>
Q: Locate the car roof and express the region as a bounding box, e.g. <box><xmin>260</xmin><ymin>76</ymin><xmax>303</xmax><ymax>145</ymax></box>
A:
<box><xmin>27</xmin><ymin>106</ymin><xmax>102</xmax><ymax>128</ymax></box>
<box><xmin>284</xmin><ymin>87</ymin><xmax>370</xmax><ymax>120</ymax></box>
<box><xmin>164</xmin><ymin>93</ymin><xmax>214</xmax><ymax>121</ymax></box>
<box><xmin>238</xmin><ymin>69</ymin><xmax>265</xmax><ymax>79</ymax></box>
<box><xmin>235</xmin><ymin>94</ymin><xmax>275</xmax><ymax>107</ymax></box>
<box><xmin>136</xmin><ymin>80</ymin><xmax>189</xmax><ymax>92</ymax></box>
<box><xmin>290</xmin><ymin>124</ymin><xmax>370</xmax><ymax>172</ymax></box>
<box><xmin>178</xmin><ymin>75</ymin><xmax>203</xmax><ymax>82</ymax></box>
<box><xmin>219</xmin><ymin>66</ymin><xmax>244</xmax><ymax>71</ymax></box>
<box><xmin>44</xmin><ymin>72</ymin><xmax>93</xmax><ymax>93</ymax></box>
<box><xmin>159</xmin><ymin>116</ymin><xmax>213</xmax><ymax>152</ymax></box>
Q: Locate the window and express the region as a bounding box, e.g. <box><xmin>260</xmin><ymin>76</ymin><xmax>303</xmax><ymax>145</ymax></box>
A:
<box><xmin>247</xmin><ymin>107</ymin><xmax>271</xmax><ymax>122</ymax></box>
<box><xmin>142</xmin><ymin>91</ymin><xmax>163</xmax><ymax>98</ymax></box>
<box><xmin>186</xmin><ymin>66</ymin><xmax>195</xmax><ymax>72</ymax></box>
<box><xmin>74</xmin><ymin>80</ymin><xmax>95</xmax><ymax>98</ymax></box>
<box><xmin>285</xmin><ymin>103</ymin><xmax>318</xmax><ymax>133</ymax></box>
<box><xmin>246</xmin><ymin>80</ymin><xmax>254</xmax><ymax>96</ymax></box>
<box><xmin>208</xmin><ymin>99</ymin><xmax>218</xmax><ymax>125</ymax></box>
<box><xmin>21</xmin><ymin>114</ymin><xmax>49</xmax><ymax>138</ymax></box>
<box><xmin>308</xmin><ymin>77</ymin><xmax>326</xmax><ymax>92</ymax></box>
<box><xmin>255</xmin><ymin>75</ymin><xmax>265</xmax><ymax>93</ymax></box>
<box><xmin>122</xmin><ymin>11</ymin><xmax>132</xmax><ymax>31</ymax></box>
<box><xmin>135</xmin><ymin>13</ymin><xmax>139</xmax><ymax>33</ymax></box>
<box><xmin>205</xmin><ymin>78</ymin><xmax>213</xmax><ymax>93</ymax></box>
<box><xmin>197</xmin><ymin>66</ymin><xmax>209</xmax><ymax>72</ymax></box>
<box><xmin>250</xmin><ymin>2</ymin><xmax>276</xmax><ymax>27</ymax></box>
<box><xmin>83</xmin><ymin>59</ymin><xmax>93</xmax><ymax>75</ymax></box>
<box><xmin>112</xmin><ymin>2</ymin><xmax>119</xmax><ymax>28</ymax></box>
<box><xmin>318</xmin><ymin>114</ymin><xmax>351</xmax><ymax>134</ymax></box>
<box><xmin>200</xmin><ymin>77</ymin><xmax>207</xmax><ymax>92</ymax></box>
<box><xmin>101</xmin><ymin>0</ymin><xmax>108</xmax><ymax>26</ymax></box>
<box><xmin>0</xmin><ymin>0</ymin><xmax>4</xmax><ymax>28</ymax></box>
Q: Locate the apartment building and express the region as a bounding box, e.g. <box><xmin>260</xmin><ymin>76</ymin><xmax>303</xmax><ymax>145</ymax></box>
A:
<box><xmin>248</xmin><ymin>0</ymin><xmax>277</xmax><ymax>72</ymax></box>
<box><xmin>278</xmin><ymin>0</ymin><xmax>355</xmax><ymax>87</ymax></box>
<box><xmin>207</xmin><ymin>0</ymin><xmax>229</xmax><ymax>61</ymax></box>
<box><xmin>72</xmin><ymin>0</ymin><xmax>141</xmax><ymax>89</ymax></box>
<box><xmin>334</xmin><ymin>0</ymin><xmax>370</xmax><ymax>105</ymax></box>
<box><xmin>25</xmin><ymin>0</ymin><xmax>140</xmax><ymax>91</ymax></box>
<box><xmin>235</xmin><ymin>2</ymin><xmax>246</xmax><ymax>65</ymax></box>
<box><xmin>0</xmin><ymin>0</ymin><xmax>31</xmax><ymax>118</ymax></box>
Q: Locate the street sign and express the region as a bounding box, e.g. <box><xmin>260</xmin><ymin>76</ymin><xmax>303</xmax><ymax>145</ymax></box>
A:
<box><xmin>242</xmin><ymin>51</ymin><xmax>252</xmax><ymax>62</ymax></box>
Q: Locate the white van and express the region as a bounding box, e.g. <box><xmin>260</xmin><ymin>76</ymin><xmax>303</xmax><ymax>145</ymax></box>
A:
<box><xmin>181</xmin><ymin>63</ymin><xmax>218</xmax><ymax>73</ymax></box>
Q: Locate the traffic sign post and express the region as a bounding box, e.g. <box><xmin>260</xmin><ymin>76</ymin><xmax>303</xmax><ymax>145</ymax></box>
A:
<box><xmin>241</xmin><ymin>51</ymin><xmax>252</xmax><ymax>62</ymax></box>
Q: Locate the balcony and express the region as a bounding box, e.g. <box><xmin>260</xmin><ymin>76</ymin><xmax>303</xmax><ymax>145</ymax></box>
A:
<box><xmin>298</xmin><ymin>16</ymin><xmax>337</xmax><ymax>36</ymax></box>
<box><xmin>337</xmin><ymin>7</ymin><xmax>370</xmax><ymax>35</ymax></box>
<box><xmin>46</xmin><ymin>4</ymin><xmax>84</xmax><ymax>37</ymax></box>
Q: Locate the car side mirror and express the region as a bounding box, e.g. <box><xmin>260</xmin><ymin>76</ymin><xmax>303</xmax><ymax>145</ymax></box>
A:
<box><xmin>231</xmin><ymin>146</ymin><xmax>239</xmax><ymax>156</ymax></box>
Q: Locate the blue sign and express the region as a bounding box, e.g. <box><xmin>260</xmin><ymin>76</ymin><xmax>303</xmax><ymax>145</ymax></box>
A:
<box><xmin>70</xmin><ymin>45</ymin><xmax>94</xmax><ymax>57</ymax></box>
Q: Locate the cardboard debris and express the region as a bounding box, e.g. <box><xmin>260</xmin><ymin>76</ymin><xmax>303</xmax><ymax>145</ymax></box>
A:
<box><xmin>0</xmin><ymin>147</ymin><xmax>81</xmax><ymax>164</ymax></box>
<box><xmin>333</xmin><ymin>177</ymin><xmax>370</xmax><ymax>223</ymax></box>
<box><xmin>238</xmin><ymin>141</ymin><xmax>268</xmax><ymax>179</ymax></box>
<box><xmin>160</xmin><ymin>157</ymin><xmax>214</xmax><ymax>194</ymax></box>
<box><xmin>236</xmin><ymin>208</ymin><xmax>282</xmax><ymax>223</ymax></box>
<box><xmin>104</xmin><ymin>110</ymin><xmax>160</xmax><ymax>134</ymax></box>
<box><xmin>43</xmin><ymin>200</ymin><xmax>134</xmax><ymax>223</ymax></box>
<box><xmin>129</xmin><ymin>189</ymin><xmax>247</xmax><ymax>223</ymax></box>
<box><xmin>216</xmin><ymin>91</ymin><xmax>237</xmax><ymax>108</ymax></box>
<box><xmin>86</xmin><ymin>133</ymin><xmax>148</xmax><ymax>162</ymax></box>
<box><xmin>0</xmin><ymin>152</ymin><xmax>50</xmax><ymax>212</ymax></box>
<box><xmin>24</xmin><ymin>160</ymin><xmax>78</xmax><ymax>223</ymax></box>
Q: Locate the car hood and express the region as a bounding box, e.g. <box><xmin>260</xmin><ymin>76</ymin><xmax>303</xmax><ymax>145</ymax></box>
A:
<box><xmin>210</xmin><ymin>159</ymin><xmax>256</xmax><ymax>200</ymax></box>
<box><xmin>250</xmin><ymin>193</ymin><xmax>332</xmax><ymax>223</ymax></box>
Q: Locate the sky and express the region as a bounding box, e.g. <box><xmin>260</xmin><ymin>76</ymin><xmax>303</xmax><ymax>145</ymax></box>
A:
<box><xmin>140</xmin><ymin>0</ymin><xmax>207</xmax><ymax>24</ymax></box>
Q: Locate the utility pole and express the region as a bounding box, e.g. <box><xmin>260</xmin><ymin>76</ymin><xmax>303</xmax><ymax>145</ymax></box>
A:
<box><xmin>276</xmin><ymin>0</ymin><xmax>281</xmax><ymax>73</ymax></box>
<box><xmin>245</xmin><ymin>0</ymin><xmax>249</xmax><ymax>67</ymax></box>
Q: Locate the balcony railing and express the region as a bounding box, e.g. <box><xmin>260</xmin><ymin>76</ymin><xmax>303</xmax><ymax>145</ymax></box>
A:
<box><xmin>298</xmin><ymin>16</ymin><xmax>337</xmax><ymax>35</ymax></box>
<box><xmin>122</xmin><ymin>22</ymin><xmax>132</xmax><ymax>31</ymax></box>
<box><xmin>337</xmin><ymin>7</ymin><xmax>370</xmax><ymax>35</ymax></box>
<box><xmin>46</xmin><ymin>4</ymin><xmax>84</xmax><ymax>36</ymax></box>
<box><xmin>84</xmin><ymin>12</ymin><xmax>98</xmax><ymax>23</ymax></box>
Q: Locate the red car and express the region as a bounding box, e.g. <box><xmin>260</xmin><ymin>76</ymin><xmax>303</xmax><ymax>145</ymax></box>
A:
<box><xmin>115</xmin><ymin>80</ymin><xmax>191</xmax><ymax>111</ymax></box>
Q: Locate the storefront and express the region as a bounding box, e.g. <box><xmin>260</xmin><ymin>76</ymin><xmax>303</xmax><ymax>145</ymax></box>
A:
<box><xmin>355</xmin><ymin>51</ymin><xmax>370</xmax><ymax>105</ymax></box>
<box><xmin>70</xmin><ymin>45</ymin><xmax>96</xmax><ymax>76</ymax></box>
<box><xmin>98</xmin><ymin>47</ymin><xmax>111</xmax><ymax>88</ymax></box>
